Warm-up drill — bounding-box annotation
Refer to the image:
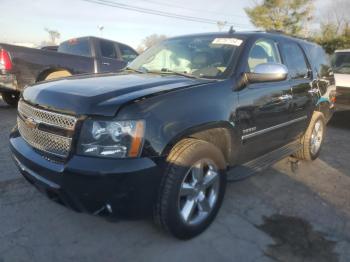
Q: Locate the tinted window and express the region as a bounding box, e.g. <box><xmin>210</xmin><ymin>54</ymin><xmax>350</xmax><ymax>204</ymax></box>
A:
<box><xmin>248</xmin><ymin>39</ymin><xmax>281</xmax><ymax>72</ymax></box>
<box><xmin>100</xmin><ymin>40</ymin><xmax>117</xmax><ymax>59</ymax></box>
<box><xmin>281</xmin><ymin>43</ymin><xmax>309</xmax><ymax>79</ymax></box>
<box><xmin>305</xmin><ymin>44</ymin><xmax>330</xmax><ymax>77</ymax></box>
<box><xmin>332</xmin><ymin>52</ymin><xmax>350</xmax><ymax>74</ymax></box>
<box><xmin>58</xmin><ymin>38</ymin><xmax>91</xmax><ymax>57</ymax></box>
<box><xmin>119</xmin><ymin>44</ymin><xmax>138</xmax><ymax>63</ymax></box>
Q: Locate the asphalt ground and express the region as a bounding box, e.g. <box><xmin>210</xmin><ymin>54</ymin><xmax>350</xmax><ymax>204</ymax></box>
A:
<box><xmin>1</xmin><ymin>95</ymin><xmax>349</xmax><ymax>262</ymax></box>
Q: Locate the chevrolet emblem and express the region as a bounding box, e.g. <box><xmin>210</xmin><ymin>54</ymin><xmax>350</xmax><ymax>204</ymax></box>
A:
<box><xmin>24</xmin><ymin>117</ymin><xmax>38</xmax><ymax>129</ymax></box>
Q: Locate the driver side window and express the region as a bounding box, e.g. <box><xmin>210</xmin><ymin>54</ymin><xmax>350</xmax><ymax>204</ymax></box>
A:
<box><xmin>248</xmin><ymin>39</ymin><xmax>281</xmax><ymax>72</ymax></box>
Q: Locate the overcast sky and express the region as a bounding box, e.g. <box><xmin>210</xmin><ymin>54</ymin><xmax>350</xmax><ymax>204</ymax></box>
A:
<box><xmin>0</xmin><ymin>0</ymin><xmax>331</xmax><ymax>49</ymax></box>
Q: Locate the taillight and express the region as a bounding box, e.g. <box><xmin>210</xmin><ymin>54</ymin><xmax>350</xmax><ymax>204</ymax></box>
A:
<box><xmin>0</xmin><ymin>49</ymin><xmax>13</xmax><ymax>71</ymax></box>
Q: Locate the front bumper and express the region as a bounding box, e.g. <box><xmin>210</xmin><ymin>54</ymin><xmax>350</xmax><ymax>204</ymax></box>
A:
<box><xmin>335</xmin><ymin>103</ymin><xmax>350</xmax><ymax>111</ymax></box>
<box><xmin>0</xmin><ymin>73</ymin><xmax>19</xmax><ymax>93</ymax></box>
<box><xmin>9</xmin><ymin>130</ymin><xmax>164</xmax><ymax>217</ymax></box>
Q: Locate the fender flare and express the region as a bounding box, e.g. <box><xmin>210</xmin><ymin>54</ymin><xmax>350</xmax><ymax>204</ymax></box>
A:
<box><xmin>160</xmin><ymin>121</ymin><xmax>240</xmax><ymax>165</ymax></box>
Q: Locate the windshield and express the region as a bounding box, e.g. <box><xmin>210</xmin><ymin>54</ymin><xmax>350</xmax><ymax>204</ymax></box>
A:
<box><xmin>333</xmin><ymin>52</ymin><xmax>350</xmax><ymax>74</ymax></box>
<box><xmin>128</xmin><ymin>35</ymin><xmax>242</xmax><ymax>79</ymax></box>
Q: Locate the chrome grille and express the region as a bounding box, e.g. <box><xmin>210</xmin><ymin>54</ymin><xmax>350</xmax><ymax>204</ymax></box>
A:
<box><xmin>18</xmin><ymin>101</ymin><xmax>77</xmax><ymax>130</ymax></box>
<box><xmin>17</xmin><ymin>100</ymin><xmax>78</xmax><ymax>158</ymax></box>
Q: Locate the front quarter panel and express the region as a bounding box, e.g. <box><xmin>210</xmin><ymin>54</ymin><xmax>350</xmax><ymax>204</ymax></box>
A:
<box><xmin>115</xmin><ymin>80</ymin><xmax>238</xmax><ymax>158</ymax></box>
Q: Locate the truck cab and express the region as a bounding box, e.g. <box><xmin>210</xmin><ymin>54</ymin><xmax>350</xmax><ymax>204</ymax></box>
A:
<box><xmin>333</xmin><ymin>49</ymin><xmax>350</xmax><ymax>111</ymax></box>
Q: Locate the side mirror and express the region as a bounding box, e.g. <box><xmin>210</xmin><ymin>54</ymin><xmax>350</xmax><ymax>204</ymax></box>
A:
<box><xmin>245</xmin><ymin>63</ymin><xmax>288</xmax><ymax>84</ymax></box>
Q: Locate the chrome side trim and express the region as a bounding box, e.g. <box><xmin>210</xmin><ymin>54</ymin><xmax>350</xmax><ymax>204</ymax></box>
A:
<box><xmin>242</xmin><ymin>116</ymin><xmax>308</xmax><ymax>140</ymax></box>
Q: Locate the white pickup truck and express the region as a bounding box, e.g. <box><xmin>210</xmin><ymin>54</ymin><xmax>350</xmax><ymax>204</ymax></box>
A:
<box><xmin>333</xmin><ymin>50</ymin><xmax>350</xmax><ymax>111</ymax></box>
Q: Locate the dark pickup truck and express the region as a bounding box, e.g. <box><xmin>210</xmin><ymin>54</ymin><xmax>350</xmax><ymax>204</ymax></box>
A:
<box><xmin>10</xmin><ymin>31</ymin><xmax>334</xmax><ymax>239</ymax></box>
<box><xmin>0</xmin><ymin>36</ymin><xmax>138</xmax><ymax>106</ymax></box>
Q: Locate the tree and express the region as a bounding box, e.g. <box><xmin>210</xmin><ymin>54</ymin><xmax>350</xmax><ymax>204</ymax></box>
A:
<box><xmin>313</xmin><ymin>27</ymin><xmax>350</xmax><ymax>54</ymax></box>
<box><xmin>245</xmin><ymin>0</ymin><xmax>314</xmax><ymax>36</ymax></box>
<box><xmin>137</xmin><ymin>34</ymin><xmax>167</xmax><ymax>53</ymax></box>
<box><xmin>311</xmin><ymin>0</ymin><xmax>350</xmax><ymax>54</ymax></box>
<box><xmin>44</xmin><ymin>28</ymin><xmax>61</xmax><ymax>45</ymax></box>
<box><xmin>321</xmin><ymin>0</ymin><xmax>350</xmax><ymax>35</ymax></box>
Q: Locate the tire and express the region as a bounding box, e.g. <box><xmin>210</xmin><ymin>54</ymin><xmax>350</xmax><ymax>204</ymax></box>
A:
<box><xmin>154</xmin><ymin>138</ymin><xmax>227</xmax><ymax>239</ymax></box>
<box><xmin>1</xmin><ymin>92</ymin><xmax>19</xmax><ymax>107</ymax></box>
<box><xmin>294</xmin><ymin>112</ymin><xmax>326</xmax><ymax>161</ymax></box>
<box><xmin>44</xmin><ymin>70</ymin><xmax>72</xmax><ymax>81</ymax></box>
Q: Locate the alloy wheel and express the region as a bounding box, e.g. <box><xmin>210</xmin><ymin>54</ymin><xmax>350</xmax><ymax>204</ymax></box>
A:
<box><xmin>178</xmin><ymin>159</ymin><xmax>220</xmax><ymax>226</ymax></box>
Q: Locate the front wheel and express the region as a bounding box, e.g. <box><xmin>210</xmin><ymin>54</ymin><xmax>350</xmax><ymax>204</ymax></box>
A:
<box><xmin>154</xmin><ymin>139</ymin><xmax>226</xmax><ymax>239</ymax></box>
<box><xmin>1</xmin><ymin>92</ymin><xmax>19</xmax><ymax>107</ymax></box>
<box><xmin>294</xmin><ymin>112</ymin><xmax>326</xmax><ymax>161</ymax></box>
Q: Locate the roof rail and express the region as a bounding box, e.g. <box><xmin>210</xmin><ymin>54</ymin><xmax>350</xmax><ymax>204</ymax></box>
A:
<box><xmin>265</xmin><ymin>30</ymin><xmax>286</xmax><ymax>34</ymax></box>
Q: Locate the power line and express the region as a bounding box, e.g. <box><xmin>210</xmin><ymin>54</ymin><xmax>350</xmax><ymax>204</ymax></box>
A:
<box><xmin>81</xmin><ymin>0</ymin><xmax>254</xmax><ymax>29</ymax></box>
<box><xmin>132</xmin><ymin>0</ymin><xmax>248</xmax><ymax>19</ymax></box>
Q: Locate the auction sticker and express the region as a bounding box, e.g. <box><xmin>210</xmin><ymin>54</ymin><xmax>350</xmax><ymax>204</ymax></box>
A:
<box><xmin>212</xmin><ymin>38</ymin><xmax>243</xmax><ymax>46</ymax></box>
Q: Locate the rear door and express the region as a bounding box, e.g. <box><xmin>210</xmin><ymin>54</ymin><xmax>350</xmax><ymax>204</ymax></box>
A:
<box><xmin>236</xmin><ymin>38</ymin><xmax>293</xmax><ymax>162</ymax></box>
<box><xmin>279</xmin><ymin>41</ymin><xmax>315</xmax><ymax>140</ymax></box>
<box><xmin>96</xmin><ymin>39</ymin><xmax>125</xmax><ymax>73</ymax></box>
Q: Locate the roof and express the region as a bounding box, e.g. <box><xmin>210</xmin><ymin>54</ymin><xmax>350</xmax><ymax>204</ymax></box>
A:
<box><xmin>168</xmin><ymin>30</ymin><xmax>315</xmax><ymax>45</ymax></box>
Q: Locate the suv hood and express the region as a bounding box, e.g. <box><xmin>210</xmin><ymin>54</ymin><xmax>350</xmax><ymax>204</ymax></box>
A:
<box><xmin>23</xmin><ymin>73</ymin><xmax>211</xmax><ymax>116</ymax></box>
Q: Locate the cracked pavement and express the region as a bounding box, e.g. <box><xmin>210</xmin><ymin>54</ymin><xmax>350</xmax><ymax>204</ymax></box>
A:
<box><xmin>1</xmin><ymin>96</ymin><xmax>350</xmax><ymax>262</ymax></box>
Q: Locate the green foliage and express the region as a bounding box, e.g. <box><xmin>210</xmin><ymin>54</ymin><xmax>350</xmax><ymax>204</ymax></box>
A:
<box><xmin>314</xmin><ymin>35</ymin><xmax>350</xmax><ymax>54</ymax></box>
<box><xmin>245</xmin><ymin>0</ymin><xmax>313</xmax><ymax>35</ymax></box>
<box><xmin>312</xmin><ymin>22</ymin><xmax>350</xmax><ymax>54</ymax></box>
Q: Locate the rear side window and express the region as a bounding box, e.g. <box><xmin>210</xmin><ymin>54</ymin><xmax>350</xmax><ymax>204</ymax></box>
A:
<box><xmin>248</xmin><ymin>39</ymin><xmax>281</xmax><ymax>72</ymax></box>
<box><xmin>100</xmin><ymin>40</ymin><xmax>117</xmax><ymax>59</ymax></box>
<box><xmin>118</xmin><ymin>44</ymin><xmax>138</xmax><ymax>63</ymax></box>
<box><xmin>58</xmin><ymin>39</ymin><xmax>91</xmax><ymax>57</ymax></box>
<box><xmin>306</xmin><ymin>45</ymin><xmax>330</xmax><ymax>77</ymax></box>
<box><xmin>281</xmin><ymin>43</ymin><xmax>309</xmax><ymax>79</ymax></box>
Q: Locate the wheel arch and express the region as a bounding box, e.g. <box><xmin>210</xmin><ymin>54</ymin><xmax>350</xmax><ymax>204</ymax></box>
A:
<box><xmin>36</xmin><ymin>68</ymin><xmax>73</xmax><ymax>82</ymax></box>
<box><xmin>161</xmin><ymin>121</ymin><xmax>239</xmax><ymax>165</ymax></box>
<box><xmin>315</xmin><ymin>99</ymin><xmax>332</xmax><ymax>123</ymax></box>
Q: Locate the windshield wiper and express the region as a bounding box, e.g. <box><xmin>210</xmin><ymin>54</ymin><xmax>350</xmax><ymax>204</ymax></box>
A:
<box><xmin>124</xmin><ymin>67</ymin><xmax>147</xmax><ymax>74</ymax></box>
<box><xmin>150</xmin><ymin>68</ymin><xmax>201</xmax><ymax>79</ymax></box>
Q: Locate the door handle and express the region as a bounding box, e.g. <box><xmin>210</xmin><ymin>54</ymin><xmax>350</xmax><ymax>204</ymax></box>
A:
<box><xmin>278</xmin><ymin>94</ymin><xmax>293</xmax><ymax>101</ymax></box>
<box><xmin>102</xmin><ymin>62</ymin><xmax>110</xmax><ymax>66</ymax></box>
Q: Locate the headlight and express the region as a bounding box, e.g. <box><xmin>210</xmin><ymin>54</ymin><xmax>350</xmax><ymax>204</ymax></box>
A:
<box><xmin>77</xmin><ymin>119</ymin><xmax>145</xmax><ymax>158</ymax></box>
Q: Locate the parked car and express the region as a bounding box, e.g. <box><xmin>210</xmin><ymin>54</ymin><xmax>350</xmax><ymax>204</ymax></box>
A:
<box><xmin>10</xmin><ymin>31</ymin><xmax>334</xmax><ymax>239</ymax></box>
<box><xmin>332</xmin><ymin>49</ymin><xmax>350</xmax><ymax>111</ymax></box>
<box><xmin>0</xmin><ymin>36</ymin><xmax>138</xmax><ymax>106</ymax></box>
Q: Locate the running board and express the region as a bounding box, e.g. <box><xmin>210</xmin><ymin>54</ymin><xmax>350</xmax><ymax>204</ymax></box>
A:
<box><xmin>227</xmin><ymin>142</ymin><xmax>302</xmax><ymax>182</ymax></box>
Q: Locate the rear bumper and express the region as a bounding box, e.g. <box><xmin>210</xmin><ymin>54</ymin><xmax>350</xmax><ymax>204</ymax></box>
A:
<box><xmin>0</xmin><ymin>73</ymin><xmax>19</xmax><ymax>93</ymax></box>
<box><xmin>9</xmin><ymin>130</ymin><xmax>164</xmax><ymax>217</ymax></box>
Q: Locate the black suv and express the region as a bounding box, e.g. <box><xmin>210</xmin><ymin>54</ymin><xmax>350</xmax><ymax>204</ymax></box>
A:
<box><xmin>10</xmin><ymin>31</ymin><xmax>334</xmax><ymax>239</ymax></box>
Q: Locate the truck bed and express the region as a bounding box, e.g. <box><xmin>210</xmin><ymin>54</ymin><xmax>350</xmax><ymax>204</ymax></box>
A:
<box><xmin>0</xmin><ymin>43</ymin><xmax>95</xmax><ymax>89</ymax></box>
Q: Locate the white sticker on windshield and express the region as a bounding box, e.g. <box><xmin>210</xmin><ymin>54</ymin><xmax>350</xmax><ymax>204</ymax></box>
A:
<box><xmin>212</xmin><ymin>38</ymin><xmax>243</xmax><ymax>46</ymax></box>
